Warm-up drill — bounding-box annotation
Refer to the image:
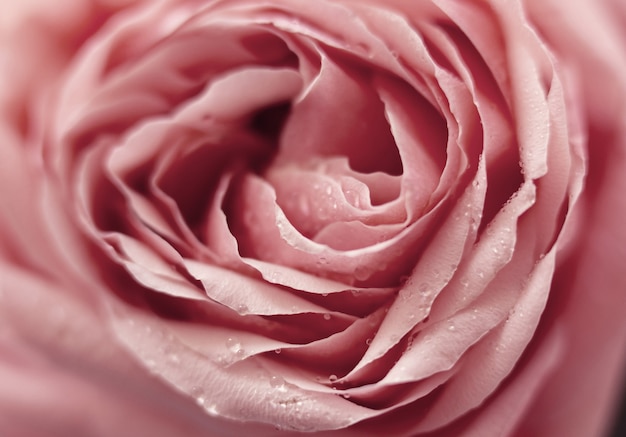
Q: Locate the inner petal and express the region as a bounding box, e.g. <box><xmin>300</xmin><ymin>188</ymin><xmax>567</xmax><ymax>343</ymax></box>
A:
<box><xmin>273</xmin><ymin>53</ymin><xmax>403</xmax><ymax>176</ymax></box>
<box><xmin>267</xmin><ymin>160</ymin><xmax>405</xmax><ymax>240</ymax></box>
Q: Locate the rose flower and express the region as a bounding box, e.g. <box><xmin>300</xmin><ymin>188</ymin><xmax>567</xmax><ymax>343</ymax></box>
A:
<box><xmin>1</xmin><ymin>0</ymin><xmax>625</xmax><ymax>436</ymax></box>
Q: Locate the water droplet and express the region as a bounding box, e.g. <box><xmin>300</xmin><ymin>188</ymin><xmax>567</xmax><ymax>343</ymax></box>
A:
<box><xmin>329</xmin><ymin>374</ymin><xmax>338</xmax><ymax>383</ymax></box>
<box><xmin>191</xmin><ymin>386</ymin><xmax>205</xmax><ymax>406</ymax></box>
<box><xmin>344</xmin><ymin>189</ymin><xmax>361</xmax><ymax>207</ymax></box>
<box><xmin>236</xmin><ymin>303</ymin><xmax>249</xmax><ymax>314</ymax></box>
<box><xmin>470</xmin><ymin>217</ymin><xmax>478</xmax><ymax>230</ymax></box>
<box><xmin>399</xmin><ymin>288</ymin><xmax>411</xmax><ymax>301</ymax></box>
<box><xmin>226</xmin><ymin>337</ymin><xmax>244</xmax><ymax>355</ymax></box>
<box><xmin>418</xmin><ymin>282</ymin><xmax>430</xmax><ymax>295</ymax></box>
<box><xmin>323</xmin><ymin>313</ymin><xmax>331</xmax><ymax>321</ymax></box>
<box><xmin>448</xmin><ymin>323</ymin><xmax>456</xmax><ymax>332</ymax></box>
<box><xmin>325</xmin><ymin>185</ymin><xmax>332</xmax><ymax>195</ymax></box>
<box><xmin>274</xmin><ymin>348</ymin><xmax>282</xmax><ymax>354</ymax></box>
<box><xmin>270</xmin><ymin>375</ymin><xmax>286</xmax><ymax>389</ymax></box>
<box><xmin>365</xmin><ymin>338</ymin><xmax>372</xmax><ymax>345</ymax></box>
<box><xmin>205</xmin><ymin>404</ymin><xmax>219</xmax><ymax>416</ymax></box>
<box><xmin>342</xmin><ymin>393</ymin><xmax>351</xmax><ymax>399</ymax></box>
<box><xmin>270</xmin><ymin>270</ymin><xmax>283</xmax><ymax>283</ymax></box>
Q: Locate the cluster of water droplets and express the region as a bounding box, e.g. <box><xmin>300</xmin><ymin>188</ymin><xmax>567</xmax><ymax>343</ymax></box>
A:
<box><xmin>122</xmin><ymin>318</ymin><xmax>182</xmax><ymax>373</ymax></box>
<box><xmin>213</xmin><ymin>336</ymin><xmax>251</xmax><ymax>366</ymax></box>
<box><xmin>265</xmin><ymin>376</ymin><xmax>319</xmax><ymax>432</ymax></box>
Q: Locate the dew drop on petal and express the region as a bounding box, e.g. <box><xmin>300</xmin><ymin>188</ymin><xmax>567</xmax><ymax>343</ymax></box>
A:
<box><xmin>226</xmin><ymin>337</ymin><xmax>244</xmax><ymax>355</ymax></box>
<box><xmin>205</xmin><ymin>404</ymin><xmax>219</xmax><ymax>416</ymax></box>
<box><xmin>399</xmin><ymin>288</ymin><xmax>411</xmax><ymax>301</ymax></box>
<box><xmin>191</xmin><ymin>386</ymin><xmax>205</xmax><ymax>406</ymax></box>
<box><xmin>270</xmin><ymin>375</ymin><xmax>286</xmax><ymax>390</ymax></box>
<box><xmin>344</xmin><ymin>189</ymin><xmax>361</xmax><ymax>207</ymax></box>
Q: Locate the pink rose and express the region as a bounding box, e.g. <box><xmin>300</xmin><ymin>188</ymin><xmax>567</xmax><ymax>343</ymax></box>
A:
<box><xmin>1</xmin><ymin>0</ymin><xmax>625</xmax><ymax>436</ymax></box>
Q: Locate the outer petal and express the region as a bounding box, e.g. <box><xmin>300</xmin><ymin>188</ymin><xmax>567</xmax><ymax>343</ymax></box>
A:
<box><xmin>514</xmin><ymin>1</ymin><xmax>626</xmax><ymax>435</ymax></box>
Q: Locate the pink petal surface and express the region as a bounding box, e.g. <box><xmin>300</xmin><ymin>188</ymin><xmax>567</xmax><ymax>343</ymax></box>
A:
<box><xmin>1</xmin><ymin>0</ymin><xmax>625</xmax><ymax>436</ymax></box>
